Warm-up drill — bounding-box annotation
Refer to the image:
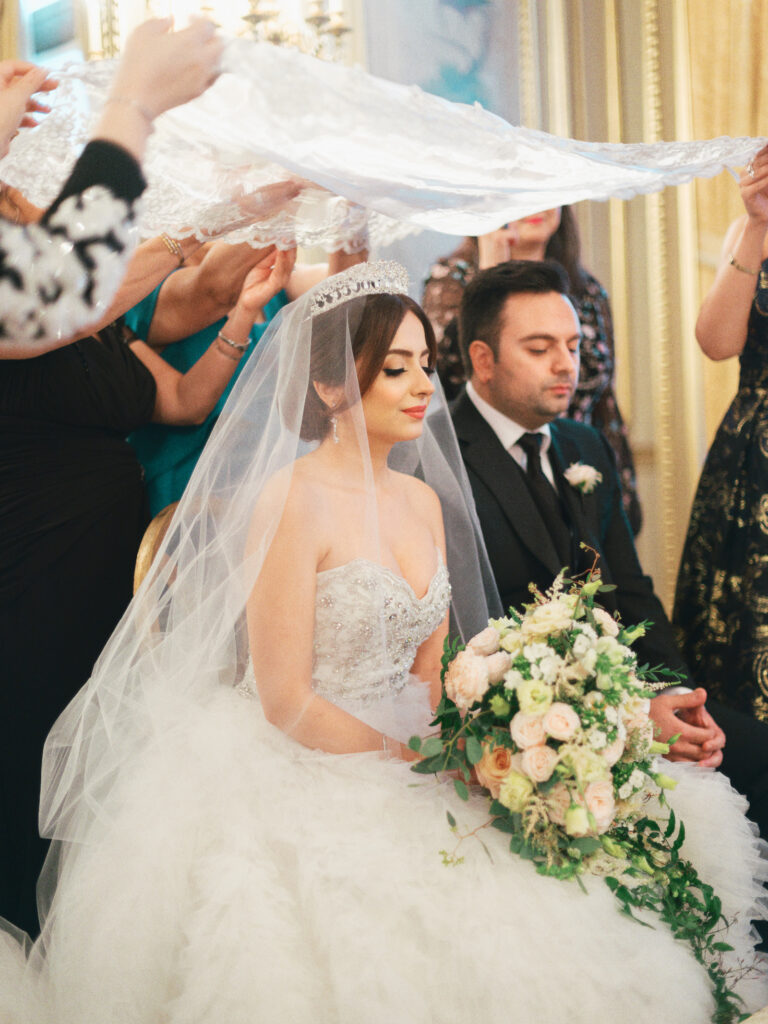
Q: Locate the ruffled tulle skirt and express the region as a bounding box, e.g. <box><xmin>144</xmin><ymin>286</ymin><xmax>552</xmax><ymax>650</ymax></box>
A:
<box><xmin>1</xmin><ymin>682</ymin><xmax>767</xmax><ymax>1024</ymax></box>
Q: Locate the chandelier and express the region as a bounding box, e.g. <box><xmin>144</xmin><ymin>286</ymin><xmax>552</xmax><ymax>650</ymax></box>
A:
<box><xmin>89</xmin><ymin>0</ymin><xmax>352</xmax><ymax>62</ymax></box>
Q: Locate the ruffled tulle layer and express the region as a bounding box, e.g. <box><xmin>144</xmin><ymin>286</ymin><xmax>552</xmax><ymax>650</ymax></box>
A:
<box><xmin>2</xmin><ymin>684</ymin><xmax>767</xmax><ymax>1023</ymax></box>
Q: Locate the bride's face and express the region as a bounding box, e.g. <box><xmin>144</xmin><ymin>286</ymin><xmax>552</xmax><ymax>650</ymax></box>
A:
<box><xmin>361</xmin><ymin>312</ymin><xmax>435</xmax><ymax>444</ymax></box>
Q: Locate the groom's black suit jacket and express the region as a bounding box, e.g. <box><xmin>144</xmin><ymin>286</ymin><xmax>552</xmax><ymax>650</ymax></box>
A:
<box><xmin>452</xmin><ymin>390</ymin><xmax>687</xmax><ymax>678</ymax></box>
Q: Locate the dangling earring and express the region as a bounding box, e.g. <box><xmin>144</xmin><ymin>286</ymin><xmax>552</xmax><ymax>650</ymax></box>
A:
<box><xmin>331</xmin><ymin>415</ymin><xmax>339</xmax><ymax>444</ymax></box>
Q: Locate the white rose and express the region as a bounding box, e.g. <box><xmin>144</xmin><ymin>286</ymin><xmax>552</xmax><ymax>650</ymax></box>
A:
<box><xmin>444</xmin><ymin>650</ymin><xmax>489</xmax><ymax>711</ymax></box>
<box><xmin>592</xmin><ymin>607</ymin><xmax>620</xmax><ymax>638</ymax></box>
<box><xmin>579</xmin><ymin>648</ymin><xmax>598</xmax><ymax>675</ymax></box>
<box><xmin>584</xmin><ymin>780</ymin><xmax>616</xmax><ymax>834</ymax></box>
<box><xmin>563</xmin><ymin>462</ymin><xmax>603</xmax><ymax>494</ymax></box>
<box><xmin>521</xmin><ymin>744</ymin><xmax>559</xmax><ymax>783</ymax></box>
<box><xmin>542</xmin><ymin>702</ymin><xmax>580</xmax><ymax>741</ymax></box>
<box><xmin>510</xmin><ymin>711</ymin><xmax>547</xmax><ymax>749</ymax></box>
<box><xmin>467</xmin><ymin>626</ymin><xmax>500</xmax><ymax>657</ymax></box>
<box><xmin>521</xmin><ymin>602</ymin><xmax>573</xmax><ymax>640</ymax></box>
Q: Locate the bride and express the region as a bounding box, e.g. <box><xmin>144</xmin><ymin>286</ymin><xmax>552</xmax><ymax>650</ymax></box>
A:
<box><xmin>1</xmin><ymin>261</ymin><xmax>767</xmax><ymax>1023</ymax></box>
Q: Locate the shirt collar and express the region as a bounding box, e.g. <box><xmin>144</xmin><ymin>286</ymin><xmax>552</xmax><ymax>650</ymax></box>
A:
<box><xmin>465</xmin><ymin>380</ymin><xmax>551</xmax><ymax>456</ymax></box>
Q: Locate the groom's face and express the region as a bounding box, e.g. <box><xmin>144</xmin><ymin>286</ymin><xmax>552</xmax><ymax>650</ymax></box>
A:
<box><xmin>471</xmin><ymin>291</ymin><xmax>581</xmax><ymax>430</ymax></box>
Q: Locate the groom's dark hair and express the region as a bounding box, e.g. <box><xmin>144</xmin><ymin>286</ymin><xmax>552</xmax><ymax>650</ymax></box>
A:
<box><xmin>458</xmin><ymin>259</ymin><xmax>570</xmax><ymax>376</ymax></box>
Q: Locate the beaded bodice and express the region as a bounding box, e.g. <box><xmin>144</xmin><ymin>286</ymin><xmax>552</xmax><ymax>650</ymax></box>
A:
<box><xmin>311</xmin><ymin>554</ymin><xmax>451</xmax><ymax>706</ymax></box>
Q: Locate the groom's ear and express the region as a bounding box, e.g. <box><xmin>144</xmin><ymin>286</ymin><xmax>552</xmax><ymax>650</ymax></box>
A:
<box><xmin>468</xmin><ymin>340</ymin><xmax>494</xmax><ymax>384</ymax></box>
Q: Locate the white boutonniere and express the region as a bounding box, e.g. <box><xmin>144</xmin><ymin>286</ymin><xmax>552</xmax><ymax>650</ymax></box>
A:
<box><xmin>563</xmin><ymin>462</ymin><xmax>602</xmax><ymax>494</ymax></box>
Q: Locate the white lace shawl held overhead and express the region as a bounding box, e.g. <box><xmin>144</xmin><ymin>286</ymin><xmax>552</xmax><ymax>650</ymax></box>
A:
<box><xmin>0</xmin><ymin>37</ymin><xmax>763</xmax><ymax>251</ymax></box>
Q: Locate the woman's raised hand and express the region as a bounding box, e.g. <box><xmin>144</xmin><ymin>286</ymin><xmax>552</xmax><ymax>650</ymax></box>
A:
<box><xmin>740</xmin><ymin>144</ymin><xmax>768</xmax><ymax>225</ymax></box>
<box><xmin>236</xmin><ymin>247</ymin><xmax>297</xmax><ymax>319</ymax></box>
<box><xmin>94</xmin><ymin>18</ymin><xmax>223</xmax><ymax>163</ymax></box>
<box><xmin>107</xmin><ymin>18</ymin><xmax>223</xmax><ymax>120</ymax></box>
<box><xmin>0</xmin><ymin>61</ymin><xmax>57</xmax><ymax>158</ymax></box>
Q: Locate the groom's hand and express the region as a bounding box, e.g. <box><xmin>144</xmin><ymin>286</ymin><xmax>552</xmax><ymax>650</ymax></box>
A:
<box><xmin>649</xmin><ymin>688</ymin><xmax>725</xmax><ymax>768</ymax></box>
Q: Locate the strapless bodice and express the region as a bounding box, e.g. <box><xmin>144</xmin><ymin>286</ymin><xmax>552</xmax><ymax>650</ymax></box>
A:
<box><xmin>311</xmin><ymin>554</ymin><xmax>450</xmax><ymax>705</ymax></box>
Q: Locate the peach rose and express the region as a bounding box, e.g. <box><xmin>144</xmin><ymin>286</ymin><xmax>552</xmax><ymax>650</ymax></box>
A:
<box><xmin>485</xmin><ymin>650</ymin><xmax>512</xmax><ymax>684</ymax></box>
<box><xmin>444</xmin><ymin>650</ymin><xmax>489</xmax><ymax>711</ymax></box>
<box><xmin>545</xmin><ymin>781</ymin><xmax>571</xmax><ymax>826</ymax></box>
<box><xmin>542</xmin><ymin>702</ymin><xmax>580</xmax><ymax>741</ymax></box>
<box><xmin>467</xmin><ymin>626</ymin><xmax>500</xmax><ymax>657</ymax></box>
<box><xmin>475</xmin><ymin>744</ymin><xmax>519</xmax><ymax>798</ymax></box>
<box><xmin>601</xmin><ymin>735</ymin><xmax>625</xmax><ymax>767</ymax></box>
<box><xmin>521</xmin><ymin>744</ymin><xmax>559</xmax><ymax>783</ymax></box>
<box><xmin>510</xmin><ymin>711</ymin><xmax>547</xmax><ymax>750</ymax></box>
<box><xmin>585</xmin><ymin>779</ymin><xmax>616</xmax><ymax>834</ymax></box>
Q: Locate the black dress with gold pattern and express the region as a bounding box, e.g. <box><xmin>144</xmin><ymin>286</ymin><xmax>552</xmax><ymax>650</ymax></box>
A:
<box><xmin>674</xmin><ymin>262</ymin><xmax>768</xmax><ymax>721</ymax></box>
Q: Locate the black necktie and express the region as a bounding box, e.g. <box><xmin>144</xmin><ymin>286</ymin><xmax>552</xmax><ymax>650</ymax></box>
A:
<box><xmin>516</xmin><ymin>432</ymin><xmax>572</xmax><ymax>566</ymax></box>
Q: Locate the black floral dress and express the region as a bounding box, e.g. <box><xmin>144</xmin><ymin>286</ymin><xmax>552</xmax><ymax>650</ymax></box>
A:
<box><xmin>422</xmin><ymin>241</ymin><xmax>641</xmax><ymax>533</ymax></box>
<box><xmin>674</xmin><ymin>262</ymin><xmax>768</xmax><ymax>722</ymax></box>
<box><xmin>0</xmin><ymin>141</ymin><xmax>149</xmax><ymax>936</ymax></box>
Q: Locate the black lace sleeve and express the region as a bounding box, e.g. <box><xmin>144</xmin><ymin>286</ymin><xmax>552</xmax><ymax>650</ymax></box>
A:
<box><xmin>0</xmin><ymin>140</ymin><xmax>146</xmax><ymax>347</ymax></box>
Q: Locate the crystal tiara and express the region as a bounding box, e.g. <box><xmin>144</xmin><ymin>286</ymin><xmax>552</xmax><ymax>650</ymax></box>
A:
<box><xmin>309</xmin><ymin>261</ymin><xmax>410</xmax><ymax>316</ymax></box>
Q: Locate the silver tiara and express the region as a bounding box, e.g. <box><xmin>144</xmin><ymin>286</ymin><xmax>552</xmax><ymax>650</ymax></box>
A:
<box><xmin>309</xmin><ymin>261</ymin><xmax>410</xmax><ymax>316</ymax></box>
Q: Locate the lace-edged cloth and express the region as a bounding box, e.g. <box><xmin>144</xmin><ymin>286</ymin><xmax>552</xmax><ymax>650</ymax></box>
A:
<box><xmin>1</xmin><ymin>39</ymin><xmax>764</xmax><ymax>250</ymax></box>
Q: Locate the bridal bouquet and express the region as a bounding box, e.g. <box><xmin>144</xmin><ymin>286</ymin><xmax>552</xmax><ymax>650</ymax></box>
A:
<box><xmin>409</xmin><ymin>572</ymin><xmax>744</xmax><ymax>1023</ymax></box>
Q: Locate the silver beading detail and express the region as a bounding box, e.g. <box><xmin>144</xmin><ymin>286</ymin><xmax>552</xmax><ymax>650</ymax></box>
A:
<box><xmin>309</xmin><ymin>261</ymin><xmax>409</xmax><ymax>316</ymax></box>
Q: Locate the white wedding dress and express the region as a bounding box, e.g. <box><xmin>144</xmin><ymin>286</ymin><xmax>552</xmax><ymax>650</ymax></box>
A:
<box><xmin>2</xmin><ymin>557</ymin><xmax>767</xmax><ymax>1023</ymax></box>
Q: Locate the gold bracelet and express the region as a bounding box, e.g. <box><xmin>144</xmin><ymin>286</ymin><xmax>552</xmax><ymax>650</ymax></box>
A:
<box><xmin>728</xmin><ymin>252</ymin><xmax>761</xmax><ymax>276</ymax></box>
<box><xmin>214</xmin><ymin>336</ymin><xmax>243</xmax><ymax>362</ymax></box>
<box><xmin>160</xmin><ymin>233</ymin><xmax>186</xmax><ymax>267</ymax></box>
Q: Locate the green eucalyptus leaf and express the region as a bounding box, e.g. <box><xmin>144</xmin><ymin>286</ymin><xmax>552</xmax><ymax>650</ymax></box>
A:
<box><xmin>453</xmin><ymin>778</ymin><xmax>469</xmax><ymax>801</ymax></box>
<box><xmin>465</xmin><ymin>736</ymin><xmax>484</xmax><ymax>765</ymax></box>
<box><xmin>420</xmin><ymin>737</ymin><xmax>444</xmax><ymax>758</ymax></box>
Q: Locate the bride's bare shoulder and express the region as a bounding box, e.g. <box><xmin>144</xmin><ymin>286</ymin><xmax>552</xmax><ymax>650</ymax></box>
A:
<box><xmin>251</xmin><ymin>455</ymin><xmax>330</xmax><ymax>520</ymax></box>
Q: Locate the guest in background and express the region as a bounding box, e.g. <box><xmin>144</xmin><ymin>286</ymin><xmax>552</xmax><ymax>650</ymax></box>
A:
<box><xmin>675</xmin><ymin>143</ymin><xmax>768</xmax><ymax>724</ymax></box>
<box><xmin>127</xmin><ymin>247</ymin><xmax>367</xmax><ymax>514</ymax></box>
<box><xmin>422</xmin><ymin>206</ymin><xmax>641</xmax><ymax>533</ymax></box>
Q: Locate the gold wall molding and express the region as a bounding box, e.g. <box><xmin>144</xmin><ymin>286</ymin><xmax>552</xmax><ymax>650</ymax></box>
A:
<box><xmin>641</xmin><ymin>0</ymin><xmax>677</xmax><ymax>606</ymax></box>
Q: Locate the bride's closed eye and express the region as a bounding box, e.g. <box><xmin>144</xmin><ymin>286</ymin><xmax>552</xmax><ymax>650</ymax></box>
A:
<box><xmin>383</xmin><ymin>366</ymin><xmax>435</xmax><ymax>377</ymax></box>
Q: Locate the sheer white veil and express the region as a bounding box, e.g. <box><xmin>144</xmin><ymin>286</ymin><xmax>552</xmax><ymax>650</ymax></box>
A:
<box><xmin>32</xmin><ymin>260</ymin><xmax>499</xmax><ymax>941</ymax></box>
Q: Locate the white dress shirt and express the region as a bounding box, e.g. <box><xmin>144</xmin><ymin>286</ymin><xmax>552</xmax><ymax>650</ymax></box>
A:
<box><xmin>465</xmin><ymin>381</ymin><xmax>556</xmax><ymax>486</ymax></box>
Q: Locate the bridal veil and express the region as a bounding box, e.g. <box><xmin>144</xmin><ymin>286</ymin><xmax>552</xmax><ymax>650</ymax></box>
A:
<box><xmin>31</xmin><ymin>260</ymin><xmax>498</xmax><ymax>945</ymax></box>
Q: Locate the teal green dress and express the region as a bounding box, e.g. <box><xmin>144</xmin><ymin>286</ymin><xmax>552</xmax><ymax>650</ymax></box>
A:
<box><xmin>126</xmin><ymin>286</ymin><xmax>289</xmax><ymax>516</ymax></box>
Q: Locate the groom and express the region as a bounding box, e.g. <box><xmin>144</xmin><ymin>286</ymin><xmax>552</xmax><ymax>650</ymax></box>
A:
<box><xmin>451</xmin><ymin>259</ymin><xmax>768</xmax><ymax>842</ymax></box>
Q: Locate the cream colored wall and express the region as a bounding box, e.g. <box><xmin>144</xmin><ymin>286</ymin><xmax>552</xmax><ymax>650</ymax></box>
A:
<box><xmin>517</xmin><ymin>0</ymin><xmax>721</xmax><ymax>613</ymax></box>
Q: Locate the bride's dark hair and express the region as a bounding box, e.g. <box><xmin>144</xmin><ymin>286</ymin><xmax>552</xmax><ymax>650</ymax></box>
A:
<box><xmin>302</xmin><ymin>292</ymin><xmax>437</xmax><ymax>441</ymax></box>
